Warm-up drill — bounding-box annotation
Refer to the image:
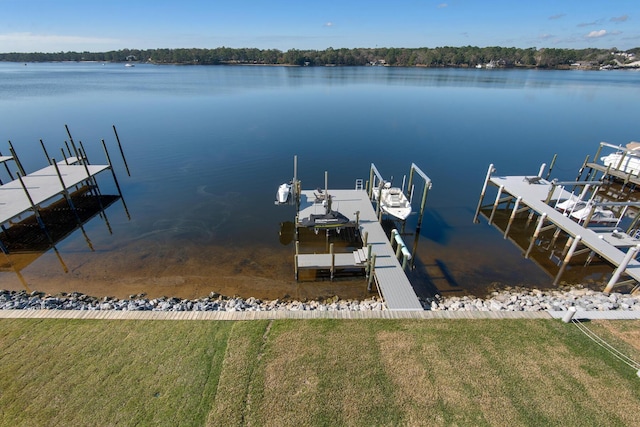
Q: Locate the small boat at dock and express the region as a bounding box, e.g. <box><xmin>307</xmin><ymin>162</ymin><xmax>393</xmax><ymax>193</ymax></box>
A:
<box><xmin>600</xmin><ymin>141</ymin><xmax>640</xmax><ymax>175</ymax></box>
<box><xmin>373</xmin><ymin>182</ymin><xmax>412</xmax><ymax>221</ymax></box>
<box><xmin>275</xmin><ymin>182</ymin><xmax>291</xmax><ymax>204</ymax></box>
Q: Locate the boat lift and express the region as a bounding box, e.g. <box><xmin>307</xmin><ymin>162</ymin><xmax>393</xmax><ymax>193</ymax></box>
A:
<box><xmin>368</xmin><ymin>163</ymin><xmax>432</xmax><ymax>227</ymax></box>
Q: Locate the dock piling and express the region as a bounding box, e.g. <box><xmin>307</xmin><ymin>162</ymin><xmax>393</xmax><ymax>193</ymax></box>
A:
<box><xmin>503</xmin><ymin>196</ymin><xmax>522</xmax><ymax>239</ymax></box>
<box><xmin>101</xmin><ymin>139</ymin><xmax>130</xmax><ymax>220</ymax></box>
<box><xmin>604</xmin><ymin>244</ymin><xmax>640</xmax><ymax>293</ymax></box>
<box><xmin>367</xmin><ymin>254</ymin><xmax>376</xmax><ymax>291</ymax></box>
<box><xmin>525</xmin><ymin>213</ymin><xmax>547</xmax><ymax>258</ymax></box>
<box><xmin>474</xmin><ymin>163</ymin><xmax>495</xmax><ymax>223</ymax></box>
<box><xmin>488</xmin><ymin>185</ymin><xmax>505</xmax><ymax>225</ymax></box>
<box><xmin>553</xmin><ymin>235</ymin><xmax>582</xmax><ymax>286</ymax></box>
<box><xmin>112</xmin><ymin>125</ymin><xmax>131</xmax><ymax>177</ymax></box>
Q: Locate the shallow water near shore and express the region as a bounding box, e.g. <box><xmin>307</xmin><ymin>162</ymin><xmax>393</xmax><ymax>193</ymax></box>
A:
<box><xmin>1</xmin><ymin>63</ymin><xmax>639</xmax><ymax>299</ymax></box>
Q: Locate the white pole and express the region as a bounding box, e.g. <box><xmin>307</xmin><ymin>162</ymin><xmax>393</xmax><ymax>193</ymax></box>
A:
<box><xmin>525</xmin><ymin>213</ymin><xmax>547</xmax><ymax>258</ymax></box>
<box><xmin>504</xmin><ymin>196</ymin><xmax>522</xmax><ymax>239</ymax></box>
<box><xmin>553</xmin><ymin>235</ymin><xmax>581</xmax><ymax>285</ymax></box>
<box><xmin>488</xmin><ymin>185</ymin><xmax>504</xmax><ymax>225</ymax></box>
<box><xmin>473</xmin><ymin>163</ymin><xmax>495</xmax><ymax>223</ymax></box>
<box><xmin>562</xmin><ymin>306</ymin><xmax>577</xmax><ymax>323</ymax></box>
<box><xmin>604</xmin><ymin>244</ymin><xmax>640</xmax><ymax>293</ymax></box>
<box><xmin>538</xmin><ymin>163</ymin><xmax>546</xmax><ymax>178</ymax></box>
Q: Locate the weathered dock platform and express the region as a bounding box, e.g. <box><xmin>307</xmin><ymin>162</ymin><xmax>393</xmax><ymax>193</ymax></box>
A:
<box><xmin>0</xmin><ymin>158</ymin><xmax>110</xmax><ymax>227</ymax></box>
<box><xmin>475</xmin><ymin>164</ymin><xmax>640</xmax><ymax>292</ymax></box>
<box><xmin>296</xmin><ymin>189</ymin><xmax>423</xmax><ymax>311</ymax></box>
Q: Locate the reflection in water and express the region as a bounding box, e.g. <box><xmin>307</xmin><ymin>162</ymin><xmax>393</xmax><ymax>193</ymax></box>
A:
<box><xmin>0</xmin><ymin>187</ymin><xmax>120</xmax><ymax>291</ymax></box>
<box><xmin>278</xmin><ymin>221</ymin><xmax>295</xmax><ymax>245</ymax></box>
<box><xmin>2</xmin><ymin>64</ymin><xmax>640</xmax><ymax>299</ymax></box>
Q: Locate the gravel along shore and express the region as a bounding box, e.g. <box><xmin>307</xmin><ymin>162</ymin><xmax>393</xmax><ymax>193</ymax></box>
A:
<box><xmin>1</xmin><ymin>287</ymin><xmax>639</xmax><ymax>312</ymax></box>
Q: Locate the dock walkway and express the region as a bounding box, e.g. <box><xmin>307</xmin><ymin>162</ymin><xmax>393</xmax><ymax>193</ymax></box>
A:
<box><xmin>297</xmin><ymin>189</ymin><xmax>423</xmax><ymax>311</ymax></box>
<box><xmin>487</xmin><ymin>174</ymin><xmax>640</xmax><ymax>286</ymax></box>
<box><xmin>0</xmin><ymin>158</ymin><xmax>110</xmax><ymax>226</ymax></box>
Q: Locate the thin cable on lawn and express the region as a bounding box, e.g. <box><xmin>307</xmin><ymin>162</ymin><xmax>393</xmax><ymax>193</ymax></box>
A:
<box><xmin>572</xmin><ymin>319</ymin><xmax>640</xmax><ymax>371</ymax></box>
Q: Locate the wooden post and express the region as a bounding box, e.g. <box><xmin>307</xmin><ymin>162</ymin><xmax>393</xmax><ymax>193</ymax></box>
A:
<box><xmin>525</xmin><ymin>213</ymin><xmax>547</xmax><ymax>258</ymax></box>
<box><xmin>112</xmin><ymin>125</ymin><xmax>131</xmax><ymax>176</ymax></box>
<box><xmin>368</xmin><ymin>166</ymin><xmax>374</xmax><ymax>199</ymax></box>
<box><xmin>407</xmin><ymin>167</ymin><xmax>415</xmax><ymax>200</ymax></box>
<box><xmin>295</xmin><ymin>241</ymin><xmax>299</xmax><ymax>280</ymax></box>
<box><xmin>582</xmin><ymin>204</ymin><xmax>597</xmax><ymax>227</ymax></box>
<box><xmin>330</xmin><ymin>243</ymin><xmax>335</xmax><ymax>280</ymax></box>
<box><xmin>553</xmin><ymin>235</ymin><xmax>581</xmax><ymax>286</ymax></box>
<box><xmin>416</xmin><ymin>180</ymin><xmax>431</xmax><ymax>229</ymax></box>
<box><xmin>367</xmin><ymin>254</ymin><xmax>377</xmax><ymax>291</ymax></box>
<box><xmin>604</xmin><ymin>244</ymin><xmax>640</xmax><ymax>293</ymax></box>
<box><xmin>474</xmin><ymin>163</ymin><xmax>494</xmax><ymax>223</ymax></box>
<box><xmin>573</xmin><ymin>155</ymin><xmax>590</xmax><ymax>190</ymax></box>
<box><xmin>365</xmin><ymin>243</ymin><xmax>372</xmax><ymax>277</ymax></box>
<box><xmin>545</xmin><ymin>154</ymin><xmax>557</xmax><ymax>179</ymax></box>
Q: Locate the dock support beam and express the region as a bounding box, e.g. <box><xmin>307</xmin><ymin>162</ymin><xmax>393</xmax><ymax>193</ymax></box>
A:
<box><xmin>474</xmin><ymin>163</ymin><xmax>494</xmax><ymax>223</ymax></box>
<box><xmin>525</xmin><ymin>213</ymin><xmax>547</xmax><ymax>259</ymax></box>
<box><xmin>488</xmin><ymin>185</ymin><xmax>504</xmax><ymax>225</ymax></box>
<box><xmin>503</xmin><ymin>196</ymin><xmax>522</xmax><ymax>239</ymax></box>
<box><xmin>330</xmin><ymin>243</ymin><xmax>335</xmax><ymax>280</ymax></box>
<box><xmin>367</xmin><ymin>254</ymin><xmax>377</xmax><ymax>292</ymax></box>
<box><xmin>553</xmin><ymin>235</ymin><xmax>581</xmax><ymax>286</ymax></box>
<box><xmin>604</xmin><ymin>244</ymin><xmax>640</xmax><ymax>293</ymax></box>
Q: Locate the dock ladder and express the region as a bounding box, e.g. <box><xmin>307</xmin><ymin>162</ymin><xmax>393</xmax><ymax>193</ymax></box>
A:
<box><xmin>355</xmin><ymin>179</ymin><xmax>364</xmax><ymax>191</ymax></box>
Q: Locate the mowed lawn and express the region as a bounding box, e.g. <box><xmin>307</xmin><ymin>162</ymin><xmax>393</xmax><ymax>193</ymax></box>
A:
<box><xmin>0</xmin><ymin>318</ymin><xmax>639</xmax><ymax>426</ymax></box>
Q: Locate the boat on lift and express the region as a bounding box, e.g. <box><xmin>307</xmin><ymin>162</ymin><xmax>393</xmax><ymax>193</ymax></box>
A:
<box><xmin>275</xmin><ymin>182</ymin><xmax>291</xmax><ymax>204</ymax></box>
<box><xmin>569</xmin><ymin>203</ymin><xmax>618</xmax><ymax>224</ymax></box>
<box><xmin>373</xmin><ymin>181</ymin><xmax>412</xmax><ymax>221</ymax></box>
<box><xmin>600</xmin><ymin>141</ymin><xmax>640</xmax><ymax>174</ymax></box>
<box><xmin>299</xmin><ymin>193</ymin><xmax>355</xmax><ymax>230</ymax></box>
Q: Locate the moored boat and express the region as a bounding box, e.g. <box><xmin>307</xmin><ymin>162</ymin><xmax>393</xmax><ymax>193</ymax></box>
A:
<box><xmin>275</xmin><ymin>182</ymin><xmax>291</xmax><ymax>204</ymax></box>
<box><xmin>373</xmin><ymin>182</ymin><xmax>412</xmax><ymax>220</ymax></box>
<box><xmin>600</xmin><ymin>141</ymin><xmax>640</xmax><ymax>174</ymax></box>
<box><xmin>569</xmin><ymin>203</ymin><xmax>617</xmax><ymax>224</ymax></box>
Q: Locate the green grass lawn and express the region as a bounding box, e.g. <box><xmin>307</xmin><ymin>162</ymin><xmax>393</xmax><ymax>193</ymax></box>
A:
<box><xmin>0</xmin><ymin>319</ymin><xmax>638</xmax><ymax>426</ymax></box>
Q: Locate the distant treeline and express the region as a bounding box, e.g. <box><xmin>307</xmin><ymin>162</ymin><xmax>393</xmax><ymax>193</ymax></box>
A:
<box><xmin>1</xmin><ymin>46</ymin><xmax>639</xmax><ymax>68</ymax></box>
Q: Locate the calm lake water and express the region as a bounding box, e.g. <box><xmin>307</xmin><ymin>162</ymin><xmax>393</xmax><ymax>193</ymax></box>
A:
<box><xmin>1</xmin><ymin>62</ymin><xmax>639</xmax><ymax>299</ymax></box>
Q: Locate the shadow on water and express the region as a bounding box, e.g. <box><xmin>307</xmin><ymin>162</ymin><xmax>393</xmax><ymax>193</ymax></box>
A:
<box><xmin>418</xmin><ymin>209</ymin><xmax>453</xmax><ymax>245</ymax></box>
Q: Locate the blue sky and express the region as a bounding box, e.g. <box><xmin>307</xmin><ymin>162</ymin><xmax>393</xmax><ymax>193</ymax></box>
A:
<box><xmin>0</xmin><ymin>0</ymin><xmax>638</xmax><ymax>52</ymax></box>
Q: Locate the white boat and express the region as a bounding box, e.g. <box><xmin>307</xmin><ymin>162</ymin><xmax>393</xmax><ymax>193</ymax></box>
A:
<box><xmin>555</xmin><ymin>195</ymin><xmax>586</xmax><ymax>213</ymax></box>
<box><xmin>569</xmin><ymin>203</ymin><xmax>617</xmax><ymax>224</ymax></box>
<box><xmin>275</xmin><ymin>182</ymin><xmax>291</xmax><ymax>204</ymax></box>
<box><xmin>600</xmin><ymin>141</ymin><xmax>640</xmax><ymax>174</ymax></box>
<box><xmin>373</xmin><ymin>182</ymin><xmax>412</xmax><ymax>221</ymax></box>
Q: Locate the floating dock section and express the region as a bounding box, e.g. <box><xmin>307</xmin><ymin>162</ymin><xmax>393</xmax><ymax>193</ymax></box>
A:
<box><xmin>474</xmin><ymin>163</ymin><xmax>640</xmax><ymax>293</ymax></box>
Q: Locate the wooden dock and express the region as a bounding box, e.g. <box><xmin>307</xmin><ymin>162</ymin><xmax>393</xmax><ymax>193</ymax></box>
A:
<box><xmin>296</xmin><ymin>189</ymin><xmax>423</xmax><ymax>311</ymax></box>
<box><xmin>475</xmin><ymin>166</ymin><xmax>640</xmax><ymax>291</ymax></box>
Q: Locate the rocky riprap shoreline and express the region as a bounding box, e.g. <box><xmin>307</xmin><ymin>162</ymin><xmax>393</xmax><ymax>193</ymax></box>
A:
<box><xmin>0</xmin><ymin>290</ymin><xmax>386</xmax><ymax>312</ymax></box>
<box><xmin>425</xmin><ymin>286</ymin><xmax>640</xmax><ymax>312</ymax></box>
<box><xmin>0</xmin><ymin>287</ymin><xmax>638</xmax><ymax>312</ymax></box>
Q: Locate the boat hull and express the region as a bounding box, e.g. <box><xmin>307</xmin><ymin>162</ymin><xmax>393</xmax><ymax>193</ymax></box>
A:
<box><xmin>276</xmin><ymin>183</ymin><xmax>291</xmax><ymax>204</ymax></box>
<box><xmin>601</xmin><ymin>153</ymin><xmax>640</xmax><ymax>175</ymax></box>
<box><xmin>373</xmin><ymin>185</ymin><xmax>412</xmax><ymax>221</ymax></box>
